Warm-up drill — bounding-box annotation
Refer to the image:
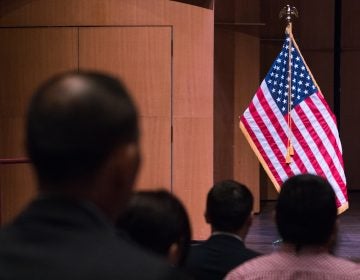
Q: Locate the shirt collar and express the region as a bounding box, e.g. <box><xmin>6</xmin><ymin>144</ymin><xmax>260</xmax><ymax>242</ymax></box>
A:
<box><xmin>211</xmin><ymin>231</ymin><xmax>243</xmax><ymax>242</ymax></box>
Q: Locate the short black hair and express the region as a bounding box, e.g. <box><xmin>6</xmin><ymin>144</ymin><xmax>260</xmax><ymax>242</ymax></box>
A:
<box><xmin>117</xmin><ymin>190</ymin><xmax>191</xmax><ymax>266</ymax></box>
<box><xmin>26</xmin><ymin>71</ymin><xmax>138</xmax><ymax>186</ymax></box>
<box><xmin>206</xmin><ymin>180</ymin><xmax>253</xmax><ymax>232</ymax></box>
<box><xmin>276</xmin><ymin>174</ymin><xmax>337</xmax><ymax>251</ymax></box>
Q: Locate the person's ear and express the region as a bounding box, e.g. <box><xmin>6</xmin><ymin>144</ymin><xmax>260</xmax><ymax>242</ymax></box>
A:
<box><xmin>240</xmin><ymin>213</ymin><xmax>253</xmax><ymax>239</ymax></box>
<box><xmin>112</xmin><ymin>143</ymin><xmax>141</xmax><ymax>188</ymax></box>
<box><xmin>167</xmin><ymin>242</ymin><xmax>180</xmax><ymax>266</ymax></box>
<box><xmin>245</xmin><ymin>212</ymin><xmax>253</xmax><ymax>228</ymax></box>
<box><xmin>124</xmin><ymin>142</ymin><xmax>141</xmax><ymax>172</ymax></box>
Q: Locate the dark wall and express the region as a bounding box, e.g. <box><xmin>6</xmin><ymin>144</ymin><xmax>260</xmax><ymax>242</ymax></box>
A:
<box><xmin>341</xmin><ymin>0</ymin><xmax>360</xmax><ymax>190</ymax></box>
<box><xmin>214</xmin><ymin>0</ymin><xmax>261</xmax><ymax>211</ymax></box>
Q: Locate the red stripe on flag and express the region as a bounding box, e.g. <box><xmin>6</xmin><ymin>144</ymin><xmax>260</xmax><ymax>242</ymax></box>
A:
<box><xmin>288</xmin><ymin>114</ymin><xmax>328</xmax><ymax>178</ymax></box>
<box><xmin>248</xmin><ymin>98</ymin><xmax>295</xmax><ymax>178</ymax></box>
<box><xmin>307</xmin><ymin>95</ymin><xmax>344</xmax><ymax>167</ymax></box>
<box><xmin>290</xmin><ymin>108</ymin><xmax>342</xmax><ymax>207</ymax></box>
<box><xmin>257</xmin><ymin>88</ymin><xmax>307</xmax><ymax>173</ymax></box>
<box><xmin>305</xmin><ymin>96</ymin><xmax>346</xmax><ymax>185</ymax></box>
<box><xmin>296</xmin><ymin>105</ymin><xmax>334</xmax><ymax>172</ymax></box>
<box><xmin>240</xmin><ymin>115</ymin><xmax>283</xmax><ymax>185</ymax></box>
<box><xmin>295</xmin><ymin>102</ymin><xmax>346</xmax><ymax>188</ymax></box>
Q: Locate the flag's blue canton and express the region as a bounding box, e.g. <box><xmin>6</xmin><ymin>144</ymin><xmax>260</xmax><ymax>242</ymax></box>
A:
<box><xmin>265</xmin><ymin>36</ymin><xmax>318</xmax><ymax>115</ymax></box>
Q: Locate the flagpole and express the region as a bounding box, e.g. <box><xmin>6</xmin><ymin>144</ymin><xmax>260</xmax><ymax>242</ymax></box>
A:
<box><xmin>279</xmin><ymin>5</ymin><xmax>298</xmax><ymax>164</ymax></box>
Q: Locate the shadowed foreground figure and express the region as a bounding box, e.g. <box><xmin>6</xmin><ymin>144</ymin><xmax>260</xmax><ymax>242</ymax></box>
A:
<box><xmin>0</xmin><ymin>72</ymin><xmax>189</xmax><ymax>280</ymax></box>
<box><xmin>185</xmin><ymin>180</ymin><xmax>260</xmax><ymax>280</ymax></box>
<box><xmin>226</xmin><ymin>174</ymin><xmax>360</xmax><ymax>280</ymax></box>
<box><xmin>117</xmin><ymin>190</ymin><xmax>192</xmax><ymax>266</ymax></box>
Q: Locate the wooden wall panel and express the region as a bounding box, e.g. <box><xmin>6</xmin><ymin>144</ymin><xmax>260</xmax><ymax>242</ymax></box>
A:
<box><xmin>235</xmin><ymin>0</ymin><xmax>260</xmax><ymax>23</ymax></box>
<box><xmin>173</xmin><ymin>118</ymin><xmax>213</xmax><ymax>239</ymax></box>
<box><xmin>295</xmin><ymin>0</ymin><xmax>334</xmax><ymax>50</ymax></box>
<box><xmin>342</xmin><ymin>0</ymin><xmax>360</xmax><ymax>49</ymax></box>
<box><xmin>341</xmin><ymin>52</ymin><xmax>360</xmax><ymax>190</ymax></box>
<box><xmin>0</xmin><ymin>27</ymin><xmax>78</xmax><ymax>223</ymax></box>
<box><xmin>0</xmin><ymin>28</ymin><xmax>78</xmax><ymax>157</ymax></box>
<box><xmin>341</xmin><ymin>0</ymin><xmax>360</xmax><ymax>190</ymax></box>
<box><xmin>0</xmin><ymin>0</ymin><xmax>214</xmax><ymax>239</ymax></box>
<box><xmin>301</xmin><ymin>51</ymin><xmax>334</xmax><ymax>108</ymax></box>
<box><xmin>137</xmin><ymin>118</ymin><xmax>171</xmax><ymax>189</ymax></box>
<box><xmin>214</xmin><ymin>28</ymin><xmax>235</xmax><ymax>183</ymax></box>
<box><xmin>171</xmin><ymin>15</ymin><xmax>213</xmax><ymax>118</ymax></box>
<box><xmin>171</xmin><ymin>0</ymin><xmax>213</xmax><ymax>9</ymax></box>
<box><xmin>79</xmin><ymin>27</ymin><xmax>171</xmax><ymax>118</ymax></box>
<box><xmin>0</xmin><ymin>164</ymin><xmax>37</xmax><ymax>224</ymax></box>
<box><xmin>170</xmin><ymin>5</ymin><xmax>213</xmax><ymax>238</ymax></box>
<box><xmin>78</xmin><ymin>27</ymin><xmax>172</xmax><ymax>191</ymax></box>
<box><xmin>0</xmin><ymin>0</ymin><xmax>166</xmax><ymax>26</ymax></box>
<box><xmin>215</xmin><ymin>0</ymin><xmax>235</xmax><ymax>22</ymax></box>
<box><xmin>234</xmin><ymin>33</ymin><xmax>260</xmax><ymax>212</ymax></box>
<box><xmin>214</xmin><ymin>0</ymin><xmax>261</xmax><ymax>213</ymax></box>
<box><xmin>260</xmin><ymin>0</ymin><xmax>334</xmax><ymax>48</ymax></box>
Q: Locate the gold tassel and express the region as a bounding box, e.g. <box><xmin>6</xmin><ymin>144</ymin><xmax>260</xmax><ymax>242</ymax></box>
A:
<box><xmin>289</xmin><ymin>143</ymin><xmax>294</xmax><ymax>156</ymax></box>
<box><xmin>286</xmin><ymin>149</ymin><xmax>292</xmax><ymax>164</ymax></box>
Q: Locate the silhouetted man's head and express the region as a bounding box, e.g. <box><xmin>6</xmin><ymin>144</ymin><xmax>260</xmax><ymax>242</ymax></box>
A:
<box><xmin>117</xmin><ymin>190</ymin><xmax>191</xmax><ymax>266</ymax></box>
<box><xmin>205</xmin><ymin>180</ymin><xmax>254</xmax><ymax>234</ymax></box>
<box><xmin>276</xmin><ymin>174</ymin><xmax>337</xmax><ymax>251</ymax></box>
<box><xmin>26</xmin><ymin>71</ymin><xmax>140</xmax><ymax>219</ymax></box>
<box><xmin>26</xmin><ymin>71</ymin><xmax>139</xmax><ymax>187</ymax></box>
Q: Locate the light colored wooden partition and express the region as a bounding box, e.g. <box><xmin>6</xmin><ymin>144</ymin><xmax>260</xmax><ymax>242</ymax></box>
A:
<box><xmin>78</xmin><ymin>27</ymin><xmax>172</xmax><ymax>190</ymax></box>
<box><xmin>0</xmin><ymin>0</ymin><xmax>214</xmax><ymax>239</ymax></box>
<box><xmin>0</xmin><ymin>27</ymin><xmax>78</xmax><ymax>223</ymax></box>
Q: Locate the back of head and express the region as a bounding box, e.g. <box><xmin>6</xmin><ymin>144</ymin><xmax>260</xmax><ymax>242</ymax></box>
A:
<box><xmin>26</xmin><ymin>71</ymin><xmax>139</xmax><ymax>188</ymax></box>
<box><xmin>117</xmin><ymin>190</ymin><xmax>192</xmax><ymax>266</ymax></box>
<box><xmin>206</xmin><ymin>180</ymin><xmax>253</xmax><ymax>232</ymax></box>
<box><xmin>276</xmin><ymin>174</ymin><xmax>337</xmax><ymax>251</ymax></box>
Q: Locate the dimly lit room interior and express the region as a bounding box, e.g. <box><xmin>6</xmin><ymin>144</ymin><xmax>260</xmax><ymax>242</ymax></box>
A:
<box><xmin>1</xmin><ymin>0</ymin><xmax>360</xmax><ymax>278</ymax></box>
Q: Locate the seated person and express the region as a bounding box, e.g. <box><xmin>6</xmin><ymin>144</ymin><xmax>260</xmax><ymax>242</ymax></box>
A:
<box><xmin>185</xmin><ymin>180</ymin><xmax>260</xmax><ymax>280</ymax></box>
<box><xmin>226</xmin><ymin>174</ymin><xmax>360</xmax><ymax>280</ymax></box>
<box><xmin>117</xmin><ymin>190</ymin><xmax>191</xmax><ymax>266</ymax></box>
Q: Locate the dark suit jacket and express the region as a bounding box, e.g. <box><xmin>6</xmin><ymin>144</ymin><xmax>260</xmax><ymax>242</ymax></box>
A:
<box><xmin>0</xmin><ymin>196</ymin><xmax>189</xmax><ymax>280</ymax></box>
<box><xmin>185</xmin><ymin>234</ymin><xmax>260</xmax><ymax>280</ymax></box>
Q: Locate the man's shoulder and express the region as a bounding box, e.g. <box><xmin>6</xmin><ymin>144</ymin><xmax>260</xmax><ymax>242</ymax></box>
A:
<box><xmin>189</xmin><ymin>235</ymin><xmax>259</xmax><ymax>257</ymax></box>
<box><xmin>225</xmin><ymin>252</ymin><xmax>360</xmax><ymax>280</ymax></box>
<box><xmin>0</xmin><ymin>228</ymin><xmax>189</xmax><ymax>280</ymax></box>
<box><xmin>227</xmin><ymin>252</ymin><xmax>286</xmax><ymax>275</ymax></box>
<box><xmin>0</xmin><ymin>214</ymin><xmax>189</xmax><ymax>280</ymax></box>
<box><xmin>186</xmin><ymin>235</ymin><xmax>260</xmax><ymax>269</ymax></box>
<box><xmin>80</xmin><ymin>237</ymin><xmax>191</xmax><ymax>280</ymax></box>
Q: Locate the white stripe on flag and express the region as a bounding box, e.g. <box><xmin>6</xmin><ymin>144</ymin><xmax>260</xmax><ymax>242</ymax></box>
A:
<box><xmin>261</xmin><ymin>82</ymin><xmax>318</xmax><ymax>176</ymax></box>
<box><xmin>243</xmin><ymin>109</ymin><xmax>289</xmax><ymax>182</ymax></box>
<box><xmin>300</xmin><ymin>98</ymin><xmax>346</xmax><ymax>185</ymax></box>
<box><xmin>291</xmin><ymin>108</ymin><xmax>347</xmax><ymax>204</ymax></box>
<box><xmin>311</xmin><ymin>94</ymin><xmax>343</xmax><ymax>153</ymax></box>
<box><xmin>253</xmin><ymin>89</ymin><xmax>301</xmax><ymax>175</ymax></box>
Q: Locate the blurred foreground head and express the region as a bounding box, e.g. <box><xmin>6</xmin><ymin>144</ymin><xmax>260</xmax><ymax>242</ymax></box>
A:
<box><xmin>117</xmin><ymin>190</ymin><xmax>192</xmax><ymax>266</ymax></box>
<box><xmin>276</xmin><ymin>174</ymin><xmax>337</xmax><ymax>252</ymax></box>
<box><xmin>26</xmin><ymin>71</ymin><xmax>140</xmax><ymax>220</ymax></box>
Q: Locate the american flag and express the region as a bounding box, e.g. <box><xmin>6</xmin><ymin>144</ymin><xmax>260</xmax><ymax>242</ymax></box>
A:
<box><xmin>240</xmin><ymin>34</ymin><xmax>348</xmax><ymax>212</ymax></box>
